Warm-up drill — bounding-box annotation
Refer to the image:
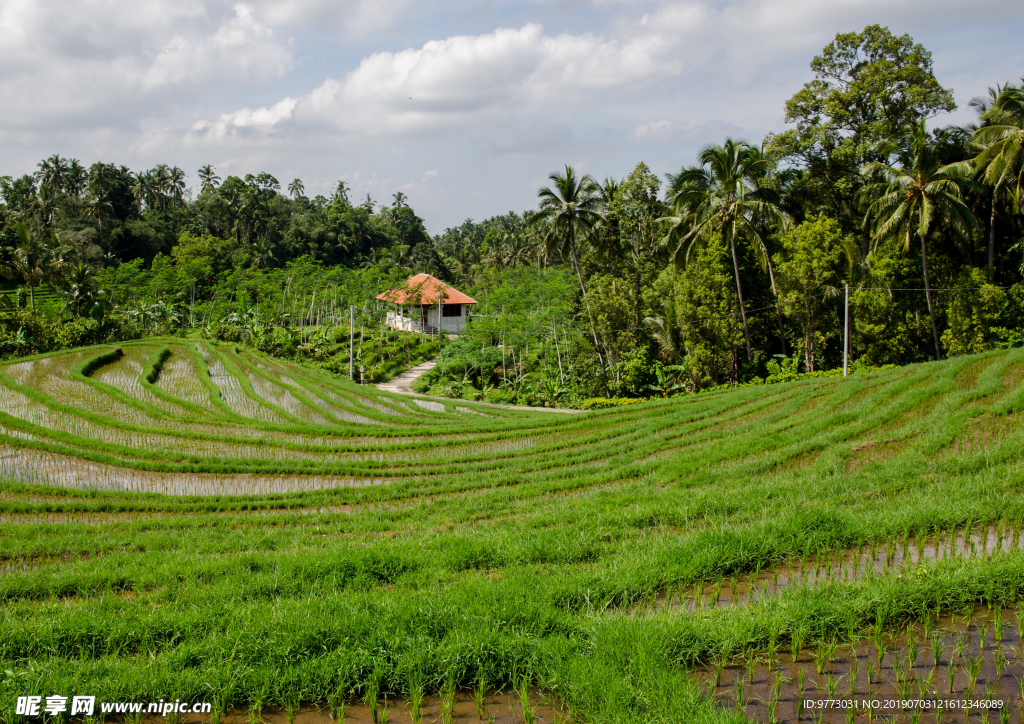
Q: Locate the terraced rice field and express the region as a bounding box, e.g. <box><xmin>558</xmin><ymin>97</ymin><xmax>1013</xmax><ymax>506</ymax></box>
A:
<box><xmin>1</xmin><ymin>342</ymin><xmax>1024</xmax><ymax>723</ymax></box>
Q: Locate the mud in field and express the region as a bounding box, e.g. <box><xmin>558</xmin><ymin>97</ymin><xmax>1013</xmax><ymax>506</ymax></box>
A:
<box><xmin>694</xmin><ymin>607</ymin><xmax>1024</xmax><ymax>723</ymax></box>
<box><xmin>99</xmin><ymin>690</ymin><xmax>567</xmax><ymax>724</ymax></box>
<box><xmin>646</xmin><ymin>523</ymin><xmax>1022</xmax><ymax>613</ymax></box>
<box><xmin>0</xmin><ymin>447</ymin><xmax>392</xmax><ymax>495</ymax></box>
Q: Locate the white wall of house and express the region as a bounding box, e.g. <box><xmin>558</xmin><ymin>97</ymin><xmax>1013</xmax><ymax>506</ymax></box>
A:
<box><xmin>385</xmin><ymin>305</ymin><xmax>471</xmax><ymax>334</ymax></box>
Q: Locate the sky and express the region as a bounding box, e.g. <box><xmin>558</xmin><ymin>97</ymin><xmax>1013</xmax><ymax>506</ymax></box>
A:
<box><xmin>1</xmin><ymin>0</ymin><xmax>1022</xmax><ymax>234</ymax></box>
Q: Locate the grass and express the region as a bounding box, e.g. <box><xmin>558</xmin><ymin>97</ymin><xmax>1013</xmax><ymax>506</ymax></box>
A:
<box><xmin>0</xmin><ymin>343</ymin><xmax>1021</xmax><ymax>722</ymax></box>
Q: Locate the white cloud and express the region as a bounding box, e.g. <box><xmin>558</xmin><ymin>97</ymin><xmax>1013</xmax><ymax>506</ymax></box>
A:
<box><xmin>0</xmin><ymin>0</ymin><xmax>293</xmax><ymax>132</ymax></box>
<box><xmin>229</xmin><ymin>22</ymin><xmax>682</xmax><ymax>137</ymax></box>
<box><xmin>190</xmin><ymin>97</ymin><xmax>297</xmax><ymax>138</ymax></box>
<box><xmin>144</xmin><ymin>4</ymin><xmax>293</xmax><ymax>90</ymax></box>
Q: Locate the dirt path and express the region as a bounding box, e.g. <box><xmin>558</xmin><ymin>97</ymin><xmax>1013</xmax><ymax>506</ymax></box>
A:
<box><xmin>376</xmin><ymin>359</ymin><xmax>582</xmax><ymax>414</ymax></box>
<box><xmin>376</xmin><ymin>359</ymin><xmax>437</xmax><ymax>395</ymax></box>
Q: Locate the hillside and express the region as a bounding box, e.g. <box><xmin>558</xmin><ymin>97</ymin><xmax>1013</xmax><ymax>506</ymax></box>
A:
<box><xmin>0</xmin><ymin>344</ymin><xmax>1023</xmax><ymax>722</ymax></box>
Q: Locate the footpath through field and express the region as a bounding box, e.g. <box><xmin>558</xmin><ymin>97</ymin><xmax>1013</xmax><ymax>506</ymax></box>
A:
<box><xmin>376</xmin><ymin>358</ymin><xmax>582</xmax><ymax>414</ymax></box>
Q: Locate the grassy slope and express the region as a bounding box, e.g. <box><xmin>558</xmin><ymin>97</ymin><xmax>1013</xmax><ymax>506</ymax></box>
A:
<box><xmin>0</xmin><ymin>346</ymin><xmax>1022</xmax><ymax>722</ymax></box>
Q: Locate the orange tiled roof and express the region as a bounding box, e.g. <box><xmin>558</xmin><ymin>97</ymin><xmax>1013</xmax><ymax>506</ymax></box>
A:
<box><xmin>376</xmin><ymin>273</ymin><xmax>478</xmax><ymax>305</ymax></box>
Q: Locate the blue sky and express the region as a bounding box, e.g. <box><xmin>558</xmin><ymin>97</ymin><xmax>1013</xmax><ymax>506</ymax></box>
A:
<box><xmin>1</xmin><ymin>0</ymin><xmax>1022</xmax><ymax>233</ymax></box>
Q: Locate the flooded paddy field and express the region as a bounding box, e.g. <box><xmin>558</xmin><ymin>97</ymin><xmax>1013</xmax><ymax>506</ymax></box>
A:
<box><xmin>696</xmin><ymin>606</ymin><xmax>1024</xmax><ymax>722</ymax></box>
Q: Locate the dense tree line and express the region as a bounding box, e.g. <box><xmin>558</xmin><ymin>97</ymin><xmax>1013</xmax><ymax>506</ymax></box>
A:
<box><xmin>0</xmin><ymin>25</ymin><xmax>1021</xmax><ymax>403</ymax></box>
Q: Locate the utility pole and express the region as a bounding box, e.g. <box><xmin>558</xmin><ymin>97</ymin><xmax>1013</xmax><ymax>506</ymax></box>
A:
<box><xmin>843</xmin><ymin>284</ymin><xmax>849</xmax><ymax>377</ymax></box>
<box><xmin>349</xmin><ymin>305</ymin><xmax>354</xmax><ymax>381</ymax></box>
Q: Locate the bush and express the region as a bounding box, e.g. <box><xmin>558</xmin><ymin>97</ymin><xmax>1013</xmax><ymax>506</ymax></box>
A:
<box><xmin>579</xmin><ymin>397</ymin><xmax>648</xmax><ymax>410</ymax></box>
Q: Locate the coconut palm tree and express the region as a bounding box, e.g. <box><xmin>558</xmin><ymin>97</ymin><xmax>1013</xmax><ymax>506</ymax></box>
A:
<box><xmin>2</xmin><ymin>223</ymin><xmax>70</xmax><ymax>309</ymax></box>
<box><xmin>860</xmin><ymin>120</ymin><xmax>979</xmax><ymax>360</ymax></box>
<box><xmin>531</xmin><ymin>165</ymin><xmax>607</xmax><ymax>378</ymax></box>
<box><xmin>288</xmin><ymin>178</ymin><xmax>305</xmax><ymax>199</ymax></box>
<box><xmin>60</xmin><ymin>263</ymin><xmax>107</xmax><ymax>317</ymax></box>
<box><xmin>660</xmin><ymin>140</ymin><xmax>787</xmax><ymax>361</ymax></box>
<box><xmin>198</xmin><ymin>165</ymin><xmax>221</xmax><ymax>191</ymax></box>
<box><xmin>168</xmin><ymin>166</ymin><xmax>187</xmax><ymax>207</ymax></box>
<box><xmin>973</xmin><ymin>80</ymin><xmax>1024</xmax><ymax>274</ymax></box>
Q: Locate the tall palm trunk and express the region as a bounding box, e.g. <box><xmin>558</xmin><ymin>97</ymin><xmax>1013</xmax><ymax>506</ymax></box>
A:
<box><xmin>988</xmin><ymin>196</ymin><xmax>996</xmax><ymax>278</ymax></box>
<box><xmin>765</xmin><ymin>257</ymin><xmax>787</xmax><ymax>356</ymax></box>
<box><xmin>920</xmin><ymin>235</ymin><xmax>942</xmax><ymax>360</ymax></box>
<box><xmin>569</xmin><ymin>239</ymin><xmax>608</xmax><ymax>383</ymax></box>
<box><xmin>727</xmin><ymin>224</ymin><xmax>752</xmax><ymax>362</ymax></box>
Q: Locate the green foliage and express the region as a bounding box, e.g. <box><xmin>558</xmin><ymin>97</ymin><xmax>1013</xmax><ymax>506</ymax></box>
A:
<box><xmin>942</xmin><ymin>268</ymin><xmax>1023</xmax><ymax>355</ymax></box>
<box><xmin>774</xmin><ymin>216</ymin><xmax>847</xmax><ymax>371</ymax></box>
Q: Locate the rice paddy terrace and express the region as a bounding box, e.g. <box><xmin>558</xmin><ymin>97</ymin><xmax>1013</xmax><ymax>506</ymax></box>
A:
<box><xmin>1</xmin><ymin>341</ymin><xmax>1024</xmax><ymax>723</ymax></box>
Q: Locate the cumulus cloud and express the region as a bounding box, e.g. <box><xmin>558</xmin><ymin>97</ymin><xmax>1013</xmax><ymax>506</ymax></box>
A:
<box><xmin>0</xmin><ymin>0</ymin><xmax>293</xmax><ymax>132</ymax></box>
<box><xmin>192</xmin><ymin>22</ymin><xmax>681</xmax><ymax>139</ymax></box>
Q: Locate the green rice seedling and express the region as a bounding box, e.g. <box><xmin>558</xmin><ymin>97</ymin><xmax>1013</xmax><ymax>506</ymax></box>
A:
<box><xmin>1000</xmin><ymin>703</ymin><xmax>1011</xmax><ymax>724</ymax></box>
<box><xmin>815</xmin><ymin>644</ymin><xmax>827</xmax><ymax>674</ymax></box>
<box><xmin>378</xmin><ymin>703</ymin><xmax>391</xmax><ymax>724</ymax></box>
<box><xmin>715</xmin><ymin>655</ymin><xmax>727</xmax><ymax>686</ymax></box>
<box><xmin>826</xmin><ymin>674</ymin><xmax>842</xmax><ymax>698</ymax></box>
<box><xmin>930</xmin><ymin>635</ymin><xmax>943</xmax><ymax>668</ymax></box>
<box><xmin>406</xmin><ymin>676</ymin><xmax>422</xmax><ymax>724</ymax></box>
<box><xmin>331</xmin><ymin>696</ymin><xmax>347</xmax><ymax>723</ymax></box>
<box><xmin>210</xmin><ymin>697</ymin><xmax>223</xmax><ymax>724</ymax></box>
<box><xmin>365</xmin><ymin>675</ymin><xmax>380</xmax><ymax>724</ymax></box>
<box><xmin>907</xmin><ymin>633</ymin><xmax>919</xmax><ymax>667</ymax></box>
<box><xmin>947</xmin><ymin>656</ymin><xmax>957</xmax><ymax>694</ymax></box>
<box><xmin>893</xmin><ymin>654</ymin><xmax>905</xmax><ymax>684</ymax></box>
<box><xmin>285</xmin><ymin>698</ymin><xmax>298</xmax><ymax>724</ymax></box>
<box><xmin>733</xmin><ymin>675</ymin><xmax>744</xmax><ymax>713</ymax></box>
<box><xmin>995</xmin><ymin>608</ymin><xmax>1004</xmax><ymax>643</ymax></box>
<box><xmin>845</xmin><ymin>706</ymin><xmax>856</xmax><ymax>724</ymax></box>
<box><xmin>518</xmin><ymin>676</ymin><xmax>536</xmax><ymax>724</ymax></box>
<box><xmin>474</xmin><ymin>673</ymin><xmax>486</xmax><ymax>719</ymax></box>
<box><xmin>866</xmin><ymin>657</ymin><xmax>877</xmax><ymax>685</ymax></box>
<box><xmin>792</xmin><ymin>627</ymin><xmax>806</xmax><ymax>664</ymax></box>
<box><xmin>441</xmin><ymin>682</ymin><xmax>456</xmax><ymax>724</ymax></box>
<box><xmin>965</xmin><ymin>654</ymin><xmax>982</xmax><ymax>691</ymax></box>
<box><xmin>980</xmin><ymin>624</ymin><xmax>989</xmax><ymax>651</ymax></box>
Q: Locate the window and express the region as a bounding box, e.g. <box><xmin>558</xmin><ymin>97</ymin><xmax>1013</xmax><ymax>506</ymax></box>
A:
<box><xmin>442</xmin><ymin>304</ymin><xmax>461</xmax><ymax>318</ymax></box>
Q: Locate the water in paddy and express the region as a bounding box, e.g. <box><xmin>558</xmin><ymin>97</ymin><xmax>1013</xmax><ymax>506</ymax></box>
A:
<box><xmin>104</xmin><ymin>689</ymin><xmax>566</xmax><ymax>724</ymax></box>
<box><xmin>694</xmin><ymin>607</ymin><xmax>1023</xmax><ymax>723</ymax></box>
<box><xmin>648</xmin><ymin>523</ymin><xmax>1024</xmax><ymax>612</ymax></box>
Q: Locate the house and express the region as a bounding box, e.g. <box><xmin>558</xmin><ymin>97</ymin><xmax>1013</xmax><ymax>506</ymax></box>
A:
<box><xmin>376</xmin><ymin>273</ymin><xmax>477</xmax><ymax>335</ymax></box>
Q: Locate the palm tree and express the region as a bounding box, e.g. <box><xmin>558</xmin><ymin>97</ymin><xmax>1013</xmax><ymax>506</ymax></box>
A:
<box><xmin>85</xmin><ymin>195</ymin><xmax>113</xmax><ymax>250</ymax></box>
<box><xmin>392</xmin><ymin>191</ymin><xmax>408</xmax><ymax>208</ymax></box>
<box><xmin>973</xmin><ymin>80</ymin><xmax>1024</xmax><ymax>274</ymax></box>
<box><xmin>531</xmin><ymin>165</ymin><xmax>607</xmax><ymax>377</ymax></box>
<box><xmin>66</xmin><ymin>160</ymin><xmax>87</xmax><ymax>199</ymax></box>
<box><xmin>2</xmin><ymin>224</ymin><xmax>69</xmax><ymax>309</ymax></box>
<box><xmin>198</xmin><ymin>165</ymin><xmax>221</xmax><ymax>191</ymax></box>
<box><xmin>660</xmin><ymin>140</ymin><xmax>787</xmax><ymax>361</ymax></box>
<box><xmin>37</xmin><ymin>154</ymin><xmax>69</xmax><ymax>195</ymax></box>
<box><xmin>60</xmin><ymin>263</ymin><xmax>106</xmax><ymax>317</ymax></box>
<box><xmin>169</xmin><ymin>167</ymin><xmax>187</xmax><ymax>207</ymax></box>
<box><xmin>288</xmin><ymin>178</ymin><xmax>305</xmax><ymax>199</ymax></box>
<box><xmin>860</xmin><ymin>120</ymin><xmax>979</xmax><ymax>360</ymax></box>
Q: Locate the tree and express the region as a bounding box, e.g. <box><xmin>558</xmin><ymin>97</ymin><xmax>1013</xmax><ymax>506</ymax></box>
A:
<box><xmin>661</xmin><ymin>140</ymin><xmax>787</xmax><ymax>361</ymax></box>
<box><xmin>2</xmin><ymin>223</ymin><xmax>70</xmax><ymax>309</ymax></box>
<box><xmin>198</xmin><ymin>165</ymin><xmax>221</xmax><ymax>191</ymax></box>
<box><xmin>288</xmin><ymin>179</ymin><xmax>305</xmax><ymax>199</ymax></box>
<box><xmin>768</xmin><ymin>25</ymin><xmax>955</xmax><ymax>240</ymax></box>
<box><xmin>60</xmin><ymin>262</ymin><xmax>107</xmax><ymax>317</ymax></box>
<box><xmin>973</xmin><ymin>80</ymin><xmax>1024</xmax><ymax>275</ymax></box>
<box><xmin>531</xmin><ymin>166</ymin><xmax>608</xmax><ymax>379</ymax></box>
<box><xmin>773</xmin><ymin>216</ymin><xmax>847</xmax><ymax>371</ymax></box>
<box><xmin>860</xmin><ymin>121</ymin><xmax>978</xmax><ymax>360</ymax></box>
